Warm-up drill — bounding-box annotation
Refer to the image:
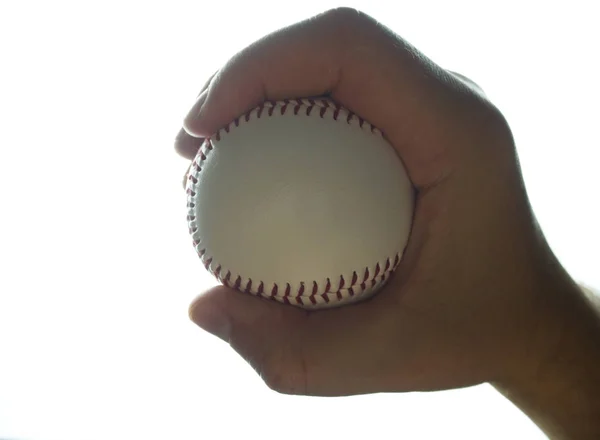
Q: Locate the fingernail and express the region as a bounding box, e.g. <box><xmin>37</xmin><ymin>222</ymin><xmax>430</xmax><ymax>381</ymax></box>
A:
<box><xmin>185</xmin><ymin>89</ymin><xmax>209</xmax><ymax>123</ymax></box>
<box><xmin>188</xmin><ymin>300</ymin><xmax>231</xmax><ymax>342</ymax></box>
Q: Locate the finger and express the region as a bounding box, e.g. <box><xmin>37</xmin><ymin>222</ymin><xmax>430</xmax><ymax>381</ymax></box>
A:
<box><xmin>447</xmin><ymin>70</ymin><xmax>486</xmax><ymax>95</ymax></box>
<box><xmin>175</xmin><ymin>127</ymin><xmax>204</xmax><ymax>160</ymax></box>
<box><xmin>182</xmin><ymin>8</ymin><xmax>466</xmax><ymax>186</ymax></box>
<box><xmin>189</xmin><ymin>285</ymin><xmax>402</xmax><ymax>396</ymax></box>
<box><xmin>174</xmin><ymin>70</ymin><xmax>218</xmax><ymax>159</ymax></box>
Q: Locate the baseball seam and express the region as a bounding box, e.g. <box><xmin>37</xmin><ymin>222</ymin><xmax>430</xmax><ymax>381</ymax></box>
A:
<box><xmin>186</xmin><ymin>98</ymin><xmax>400</xmax><ymax>306</ymax></box>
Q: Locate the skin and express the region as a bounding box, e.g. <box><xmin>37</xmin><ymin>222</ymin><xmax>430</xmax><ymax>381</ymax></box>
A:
<box><xmin>175</xmin><ymin>8</ymin><xmax>600</xmax><ymax>439</ymax></box>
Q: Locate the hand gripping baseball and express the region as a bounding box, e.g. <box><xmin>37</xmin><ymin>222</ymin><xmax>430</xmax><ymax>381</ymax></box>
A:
<box><xmin>176</xmin><ymin>9</ymin><xmax>600</xmax><ymax>438</ymax></box>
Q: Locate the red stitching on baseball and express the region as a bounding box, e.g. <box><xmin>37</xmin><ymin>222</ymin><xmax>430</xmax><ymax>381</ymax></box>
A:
<box><xmin>257</xmin><ymin>103</ymin><xmax>265</xmax><ymax>118</ymax></box>
<box><xmin>192</xmin><ymin>251</ymin><xmax>400</xmax><ymax>306</ymax></box>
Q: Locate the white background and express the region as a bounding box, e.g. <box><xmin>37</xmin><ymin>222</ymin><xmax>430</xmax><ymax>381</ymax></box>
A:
<box><xmin>0</xmin><ymin>1</ymin><xmax>598</xmax><ymax>439</ymax></box>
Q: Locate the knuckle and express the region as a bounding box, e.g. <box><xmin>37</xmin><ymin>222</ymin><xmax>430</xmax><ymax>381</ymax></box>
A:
<box><xmin>315</xmin><ymin>8</ymin><xmax>392</xmax><ymax>57</ymax></box>
<box><xmin>255</xmin><ymin>348</ymin><xmax>307</xmax><ymax>395</ymax></box>
<box><xmin>471</xmin><ymin>98</ymin><xmax>514</xmax><ymax>142</ymax></box>
<box><xmin>322</xmin><ymin>6</ymin><xmax>362</xmax><ymax>20</ymax></box>
<box><xmin>260</xmin><ymin>364</ymin><xmax>293</xmax><ymax>394</ymax></box>
<box><xmin>318</xmin><ymin>7</ymin><xmax>374</xmax><ymax>30</ymax></box>
<box><xmin>463</xmin><ymin>101</ymin><xmax>516</xmax><ymax>156</ymax></box>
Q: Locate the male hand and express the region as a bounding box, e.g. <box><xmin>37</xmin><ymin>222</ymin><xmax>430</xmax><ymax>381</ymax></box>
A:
<box><xmin>176</xmin><ymin>8</ymin><xmax>585</xmax><ymax>405</ymax></box>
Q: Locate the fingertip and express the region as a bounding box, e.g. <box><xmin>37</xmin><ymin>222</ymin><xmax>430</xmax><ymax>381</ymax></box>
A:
<box><xmin>188</xmin><ymin>286</ymin><xmax>222</xmax><ymax>320</ymax></box>
<box><xmin>188</xmin><ymin>285</ymin><xmax>303</xmax><ymax>332</ymax></box>
<box><xmin>174</xmin><ymin>127</ymin><xmax>204</xmax><ymax>160</ymax></box>
<box><xmin>183</xmin><ymin>89</ymin><xmax>209</xmax><ymax>137</ymax></box>
<box><xmin>188</xmin><ymin>287</ymin><xmax>233</xmax><ymax>341</ymax></box>
<box><xmin>447</xmin><ymin>70</ymin><xmax>486</xmax><ymax>95</ymax></box>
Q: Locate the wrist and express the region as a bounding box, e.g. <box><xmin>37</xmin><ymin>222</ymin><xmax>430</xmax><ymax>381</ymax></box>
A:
<box><xmin>492</xmin><ymin>276</ymin><xmax>600</xmax><ymax>439</ymax></box>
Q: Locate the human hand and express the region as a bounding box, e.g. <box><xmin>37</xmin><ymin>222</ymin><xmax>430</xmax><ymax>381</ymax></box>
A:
<box><xmin>175</xmin><ymin>9</ymin><xmax>581</xmax><ymax>399</ymax></box>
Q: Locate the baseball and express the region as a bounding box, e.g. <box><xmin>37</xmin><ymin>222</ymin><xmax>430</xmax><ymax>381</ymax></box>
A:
<box><xmin>186</xmin><ymin>98</ymin><xmax>414</xmax><ymax>309</ymax></box>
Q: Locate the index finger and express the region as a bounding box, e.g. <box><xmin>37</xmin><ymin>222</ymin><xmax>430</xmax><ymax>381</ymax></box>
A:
<box><xmin>182</xmin><ymin>8</ymin><xmax>463</xmax><ymax>183</ymax></box>
<box><xmin>175</xmin><ymin>70</ymin><xmax>219</xmax><ymax>160</ymax></box>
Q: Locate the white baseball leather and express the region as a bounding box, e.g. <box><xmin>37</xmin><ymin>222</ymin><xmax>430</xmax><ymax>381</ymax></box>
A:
<box><xmin>186</xmin><ymin>98</ymin><xmax>414</xmax><ymax>309</ymax></box>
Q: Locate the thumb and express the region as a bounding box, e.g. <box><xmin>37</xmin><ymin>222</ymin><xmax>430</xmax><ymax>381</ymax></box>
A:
<box><xmin>188</xmin><ymin>284</ymin><xmax>403</xmax><ymax>396</ymax></box>
<box><xmin>188</xmin><ymin>285</ymin><xmax>304</xmax><ymax>343</ymax></box>
<box><xmin>188</xmin><ymin>286</ymin><xmax>311</xmax><ymax>393</ymax></box>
